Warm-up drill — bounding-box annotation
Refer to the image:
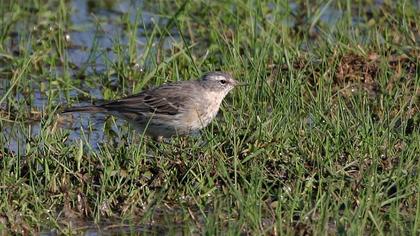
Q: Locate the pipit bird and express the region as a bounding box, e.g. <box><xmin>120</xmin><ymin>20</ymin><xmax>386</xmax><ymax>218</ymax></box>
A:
<box><xmin>63</xmin><ymin>71</ymin><xmax>243</xmax><ymax>139</ymax></box>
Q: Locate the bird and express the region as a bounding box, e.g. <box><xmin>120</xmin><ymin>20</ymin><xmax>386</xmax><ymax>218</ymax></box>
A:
<box><xmin>63</xmin><ymin>71</ymin><xmax>244</xmax><ymax>140</ymax></box>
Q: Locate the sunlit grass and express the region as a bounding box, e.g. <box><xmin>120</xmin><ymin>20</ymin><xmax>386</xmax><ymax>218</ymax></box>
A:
<box><xmin>0</xmin><ymin>0</ymin><xmax>419</xmax><ymax>234</ymax></box>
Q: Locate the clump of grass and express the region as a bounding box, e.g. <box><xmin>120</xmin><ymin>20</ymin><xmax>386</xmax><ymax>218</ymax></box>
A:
<box><xmin>1</xmin><ymin>0</ymin><xmax>419</xmax><ymax>234</ymax></box>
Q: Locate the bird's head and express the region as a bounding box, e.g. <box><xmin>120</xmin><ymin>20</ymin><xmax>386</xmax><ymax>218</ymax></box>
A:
<box><xmin>200</xmin><ymin>71</ymin><xmax>245</xmax><ymax>96</ymax></box>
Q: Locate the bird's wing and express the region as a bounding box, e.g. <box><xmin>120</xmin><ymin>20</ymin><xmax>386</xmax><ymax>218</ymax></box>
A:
<box><xmin>100</xmin><ymin>83</ymin><xmax>193</xmax><ymax>117</ymax></box>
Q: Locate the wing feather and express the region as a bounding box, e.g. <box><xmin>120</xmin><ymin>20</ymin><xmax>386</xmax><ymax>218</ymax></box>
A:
<box><xmin>100</xmin><ymin>82</ymin><xmax>198</xmax><ymax>117</ymax></box>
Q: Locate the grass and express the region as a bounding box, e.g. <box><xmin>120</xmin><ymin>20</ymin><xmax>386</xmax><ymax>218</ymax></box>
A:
<box><xmin>1</xmin><ymin>0</ymin><xmax>419</xmax><ymax>234</ymax></box>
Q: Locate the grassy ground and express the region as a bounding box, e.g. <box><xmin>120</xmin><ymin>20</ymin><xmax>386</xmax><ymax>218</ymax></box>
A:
<box><xmin>1</xmin><ymin>0</ymin><xmax>419</xmax><ymax>234</ymax></box>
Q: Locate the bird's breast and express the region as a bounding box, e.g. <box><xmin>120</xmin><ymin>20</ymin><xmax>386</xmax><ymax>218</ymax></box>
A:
<box><xmin>191</xmin><ymin>92</ymin><xmax>224</xmax><ymax>129</ymax></box>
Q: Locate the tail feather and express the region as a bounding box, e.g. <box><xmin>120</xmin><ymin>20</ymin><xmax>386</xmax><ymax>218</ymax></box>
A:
<box><xmin>62</xmin><ymin>105</ymin><xmax>107</xmax><ymax>113</ymax></box>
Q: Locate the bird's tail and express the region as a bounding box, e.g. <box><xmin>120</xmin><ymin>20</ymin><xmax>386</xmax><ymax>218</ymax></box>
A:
<box><xmin>62</xmin><ymin>105</ymin><xmax>107</xmax><ymax>113</ymax></box>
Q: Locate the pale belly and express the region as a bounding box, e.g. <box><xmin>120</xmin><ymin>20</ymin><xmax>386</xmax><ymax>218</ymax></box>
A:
<box><xmin>127</xmin><ymin>93</ymin><xmax>224</xmax><ymax>138</ymax></box>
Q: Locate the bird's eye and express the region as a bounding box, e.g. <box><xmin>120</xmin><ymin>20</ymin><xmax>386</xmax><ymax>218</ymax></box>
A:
<box><xmin>219</xmin><ymin>79</ymin><xmax>226</xmax><ymax>85</ymax></box>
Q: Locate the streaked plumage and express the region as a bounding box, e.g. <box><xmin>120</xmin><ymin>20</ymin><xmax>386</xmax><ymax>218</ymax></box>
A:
<box><xmin>63</xmin><ymin>71</ymin><xmax>241</xmax><ymax>139</ymax></box>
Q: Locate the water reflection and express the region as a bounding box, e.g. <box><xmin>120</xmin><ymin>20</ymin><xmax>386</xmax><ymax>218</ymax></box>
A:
<box><xmin>1</xmin><ymin>0</ymin><xmax>171</xmax><ymax>154</ymax></box>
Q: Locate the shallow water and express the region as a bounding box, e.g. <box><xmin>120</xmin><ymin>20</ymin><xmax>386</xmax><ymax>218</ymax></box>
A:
<box><xmin>1</xmin><ymin>0</ymin><xmax>414</xmax><ymax>155</ymax></box>
<box><xmin>0</xmin><ymin>0</ymin><xmax>175</xmax><ymax>154</ymax></box>
<box><xmin>2</xmin><ymin>0</ymin><xmax>398</xmax><ymax>155</ymax></box>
